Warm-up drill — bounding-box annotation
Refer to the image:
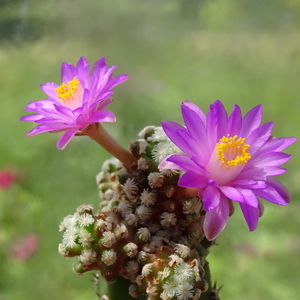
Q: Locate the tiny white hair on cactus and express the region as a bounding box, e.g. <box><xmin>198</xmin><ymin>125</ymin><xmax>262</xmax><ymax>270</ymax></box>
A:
<box><xmin>58</xmin><ymin>243</ymin><xmax>69</xmax><ymax>257</ymax></box>
<box><xmin>174</xmin><ymin>244</ymin><xmax>191</xmax><ymax>259</ymax></box>
<box><xmin>101</xmin><ymin>249</ymin><xmax>117</xmax><ymax>266</ymax></box>
<box><xmin>174</xmin><ymin>263</ymin><xmax>194</xmax><ymax>281</ymax></box>
<box><xmin>117</xmin><ymin>201</ymin><xmax>132</xmax><ymax>217</ymax></box>
<box><xmin>135</xmin><ymin>274</ymin><xmax>143</xmax><ymax>286</ymax></box>
<box><xmin>79</xmin><ymin>249</ymin><xmax>97</xmax><ymax>265</ymax></box>
<box><xmin>128</xmin><ymin>284</ymin><xmax>138</xmax><ymax>298</ymax></box>
<box><xmin>140</xmin><ymin>189</ymin><xmax>157</xmax><ymax>207</ymax></box>
<box><xmin>149</xmin><ymin>236</ymin><xmax>164</xmax><ymax>248</ymax></box>
<box><xmin>123</xmin><ymin>178</ymin><xmax>139</xmax><ymax>199</ymax></box>
<box><xmin>102</xmin><ymin>157</ymin><xmax>118</xmax><ymax>172</ymax></box>
<box><xmin>141</xmin><ymin>263</ymin><xmax>153</xmax><ymax>278</ymax></box>
<box><xmin>105</xmin><ymin>216</ymin><xmax>115</xmax><ymax>231</ymax></box>
<box><xmin>126</xmin><ymin>260</ymin><xmax>140</xmax><ymax>275</ymax></box>
<box><xmin>125</xmin><ymin>213</ymin><xmax>138</xmax><ymax>226</ymax></box>
<box><xmin>96</xmin><ymin>171</ymin><xmax>105</xmax><ymax>184</ymax></box>
<box><xmin>76</xmin><ymin>204</ymin><xmax>94</xmax><ymax>214</ymax></box>
<box><xmin>138</xmin><ymin>125</ymin><xmax>155</xmax><ymax>138</ymax></box>
<box><xmin>148</xmin><ymin>172</ymin><xmax>164</xmax><ymax>188</ymax></box>
<box><xmin>137</xmin><ymin>157</ymin><xmax>149</xmax><ymax>171</ymax></box>
<box><xmin>168</xmin><ymin>254</ymin><xmax>184</xmax><ymax>267</ymax></box>
<box><xmin>193</xmin><ymin>289</ymin><xmax>202</xmax><ymax>300</ymax></box>
<box><xmin>101</xmin><ymin>231</ymin><xmax>116</xmax><ymax>248</ymax></box>
<box><xmin>137</xmin><ymin>251</ymin><xmax>148</xmax><ymax>262</ymax></box>
<box><xmin>158</xmin><ymin>267</ymin><xmax>171</xmax><ymax>280</ymax></box>
<box><xmin>114</xmin><ymin>223</ymin><xmax>128</xmax><ymax>239</ymax></box>
<box><xmin>78</xmin><ymin>231</ymin><xmax>94</xmax><ymax>247</ymax></box>
<box><xmin>176</xmin><ymin>281</ymin><xmax>194</xmax><ymax>300</ymax></box>
<box><xmin>160</xmin><ymin>212</ymin><xmax>177</xmax><ymax>227</ymax></box>
<box><xmin>137</xmin><ymin>227</ymin><xmax>151</xmax><ymax>241</ymax></box>
<box><xmin>146</xmin><ymin>126</ymin><xmax>168</xmax><ymax>142</ymax></box>
<box><xmin>59</xmin><ymin>215</ymin><xmax>73</xmax><ymax>232</ymax></box>
<box><xmin>77</xmin><ymin>213</ymin><xmax>94</xmax><ymax>227</ymax></box>
<box><xmin>159</xmin><ymin>168</ymin><xmax>179</xmax><ymax>177</ymax></box>
<box><xmin>96</xmin><ymin>219</ymin><xmax>106</xmax><ymax>231</ymax></box>
<box><xmin>138</xmin><ymin>139</ymin><xmax>149</xmax><ymax>154</ymax></box>
<box><xmin>104</xmin><ymin>189</ymin><xmax>115</xmax><ymax>201</ymax></box>
<box><xmin>124</xmin><ymin>242</ymin><xmax>138</xmax><ymax>258</ymax></box>
<box><xmin>183</xmin><ymin>198</ymin><xmax>202</xmax><ymax>215</ymax></box>
<box><xmin>62</xmin><ymin>227</ymin><xmax>79</xmax><ymax>248</ymax></box>
<box><xmin>146</xmin><ymin>284</ymin><xmax>158</xmax><ymax>296</ymax></box>
<box><xmin>64</xmin><ymin>213</ymin><xmax>79</xmax><ymax>228</ymax></box>
<box><xmin>151</xmin><ymin>141</ymin><xmax>173</xmax><ymax>163</ymax></box>
<box><xmin>136</xmin><ymin>205</ymin><xmax>152</xmax><ymax>221</ymax></box>
<box><xmin>162</xmin><ymin>278</ymin><xmax>178</xmax><ymax>298</ymax></box>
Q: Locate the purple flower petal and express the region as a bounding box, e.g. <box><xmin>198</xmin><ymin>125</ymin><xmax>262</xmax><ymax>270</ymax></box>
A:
<box><xmin>202</xmin><ymin>185</ymin><xmax>221</xmax><ymax>211</ymax></box>
<box><xmin>240</xmin><ymin>104</ymin><xmax>262</xmax><ymax>137</ymax></box>
<box><xmin>87</xmin><ymin>110</ymin><xmax>116</xmax><ymax>123</ymax></box>
<box><xmin>247</xmin><ymin>122</ymin><xmax>274</xmax><ymax>156</ymax></box>
<box><xmin>204</xmin><ymin>194</ymin><xmax>230</xmax><ymax>240</ymax></box>
<box><xmin>56</xmin><ymin>128</ymin><xmax>79</xmax><ymax>150</ymax></box>
<box><xmin>226</xmin><ymin>105</ymin><xmax>242</xmax><ymax>136</ymax></box>
<box><xmin>61</xmin><ymin>62</ymin><xmax>77</xmax><ymax>82</ymax></box>
<box><xmin>20</xmin><ymin>114</ymin><xmax>43</xmax><ymax>122</ymax></box>
<box><xmin>182</xmin><ymin>101</ymin><xmax>206</xmax><ymax>124</ymax></box>
<box><xmin>91</xmin><ymin>57</ymin><xmax>107</xmax><ymax>77</ymax></box>
<box><xmin>40</xmin><ymin>82</ymin><xmax>59</xmax><ymax>100</ymax></box>
<box><xmin>181</xmin><ymin>103</ymin><xmax>209</xmax><ymax>162</ymax></box>
<box><xmin>159</xmin><ymin>156</ymin><xmax>186</xmax><ymax>171</ymax></box>
<box><xmin>254</xmin><ymin>177</ymin><xmax>290</xmax><ymax>205</ymax></box>
<box><xmin>261</xmin><ymin>137</ymin><xmax>297</xmax><ymax>152</ymax></box>
<box><xmin>25</xmin><ymin>124</ymin><xmax>72</xmax><ymax>136</ymax></box>
<box><xmin>105</xmin><ymin>74</ymin><xmax>129</xmax><ymax>90</ymax></box>
<box><xmin>160</xmin><ymin>121</ymin><xmax>187</xmax><ymax>140</ymax></box>
<box><xmin>239</xmin><ymin>202</ymin><xmax>260</xmax><ymax>231</ymax></box>
<box><xmin>178</xmin><ymin>171</ymin><xmax>207</xmax><ymax>189</ymax></box>
<box><xmin>206</xmin><ymin>100</ymin><xmax>228</xmax><ymax>151</ymax></box>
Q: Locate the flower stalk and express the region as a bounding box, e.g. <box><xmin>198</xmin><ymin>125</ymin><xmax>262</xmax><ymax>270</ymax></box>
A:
<box><xmin>82</xmin><ymin>123</ymin><xmax>137</xmax><ymax>169</ymax></box>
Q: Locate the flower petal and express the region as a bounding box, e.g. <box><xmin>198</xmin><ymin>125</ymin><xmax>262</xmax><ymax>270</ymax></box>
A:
<box><xmin>239</xmin><ymin>202</ymin><xmax>260</xmax><ymax>231</ymax></box>
<box><xmin>178</xmin><ymin>171</ymin><xmax>207</xmax><ymax>189</ymax></box>
<box><xmin>261</xmin><ymin>136</ymin><xmax>297</xmax><ymax>152</ymax></box>
<box><xmin>241</xmin><ymin>104</ymin><xmax>262</xmax><ymax>137</ymax></box>
<box><xmin>204</xmin><ymin>194</ymin><xmax>230</xmax><ymax>240</ymax></box>
<box><xmin>56</xmin><ymin>128</ymin><xmax>79</xmax><ymax>150</ymax></box>
<box><xmin>226</xmin><ymin>105</ymin><xmax>242</xmax><ymax>136</ymax></box>
<box><xmin>61</xmin><ymin>62</ymin><xmax>77</xmax><ymax>82</ymax></box>
<box><xmin>182</xmin><ymin>100</ymin><xmax>206</xmax><ymax>124</ymax></box>
<box><xmin>159</xmin><ymin>156</ymin><xmax>186</xmax><ymax>171</ymax></box>
<box><xmin>202</xmin><ymin>185</ymin><xmax>221</xmax><ymax>211</ymax></box>
<box><xmin>87</xmin><ymin>110</ymin><xmax>116</xmax><ymax>123</ymax></box>
<box><xmin>181</xmin><ymin>102</ymin><xmax>209</xmax><ymax>162</ymax></box>
<box><xmin>247</xmin><ymin>122</ymin><xmax>274</xmax><ymax>156</ymax></box>
<box><xmin>254</xmin><ymin>177</ymin><xmax>290</xmax><ymax>205</ymax></box>
<box><xmin>206</xmin><ymin>100</ymin><xmax>228</xmax><ymax>151</ymax></box>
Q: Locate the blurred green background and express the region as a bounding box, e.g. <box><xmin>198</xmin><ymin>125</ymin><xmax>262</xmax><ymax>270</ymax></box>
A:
<box><xmin>0</xmin><ymin>0</ymin><xmax>299</xmax><ymax>299</ymax></box>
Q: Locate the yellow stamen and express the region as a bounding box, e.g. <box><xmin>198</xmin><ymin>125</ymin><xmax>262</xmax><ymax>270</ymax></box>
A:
<box><xmin>56</xmin><ymin>77</ymin><xmax>80</xmax><ymax>103</ymax></box>
<box><xmin>216</xmin><ymin>134</ymin><xmax>251</xmax><ymax>167</ymax></box>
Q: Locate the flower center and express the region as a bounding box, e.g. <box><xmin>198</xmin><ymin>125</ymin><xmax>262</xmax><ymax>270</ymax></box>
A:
<box><xmin>56</xmin><ymin>77</ymin><xmax>80</xmax><ymax>103</ymax></box>
<box><xmin>216</xmin><ymin>134</ymin><xmax>251</xmax><ymax>167</ymax></box>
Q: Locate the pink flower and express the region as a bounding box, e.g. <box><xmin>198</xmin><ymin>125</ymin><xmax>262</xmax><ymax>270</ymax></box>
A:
<box><xmin>20</xmin><ymin>57</ymin><xmax>128</xmax><ymax>150</ymax></box>
<box><xmin>0</xmin><ymin>169</ymin><xmax>16</xmax><ymax>190</ymax></box>
<box><xmin>159</xmin><ymin>100</ymin><xmax>296</xmax><ymax>240</ymax></box>
<box><xmin>11</xmin><ymin>234</ymin><xmax>39</xmax><ymax>261</ymax></box>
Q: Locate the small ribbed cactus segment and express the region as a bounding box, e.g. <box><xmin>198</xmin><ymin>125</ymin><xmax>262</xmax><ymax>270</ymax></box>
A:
<box><xmin>59</xmin><ymin>126</ymin><xmax>212</xmax><ymax>300</ymax></box>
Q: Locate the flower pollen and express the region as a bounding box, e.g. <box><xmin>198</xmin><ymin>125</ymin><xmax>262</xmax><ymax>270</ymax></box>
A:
<box><xmin>56</xmin><ymin>77</ymin><xmax>81</xmax><ymax>103</ymax></box>
<box><xmin>216</xmin><ymin>134</ymin><xmax>251</xmax><ymax>167</ymax></box>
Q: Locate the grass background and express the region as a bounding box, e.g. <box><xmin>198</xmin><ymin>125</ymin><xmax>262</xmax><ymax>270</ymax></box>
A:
<box><xmin>0</xmin><ymin>0</ymin><xmax>300</xmax><ymax>299</ymax></box>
